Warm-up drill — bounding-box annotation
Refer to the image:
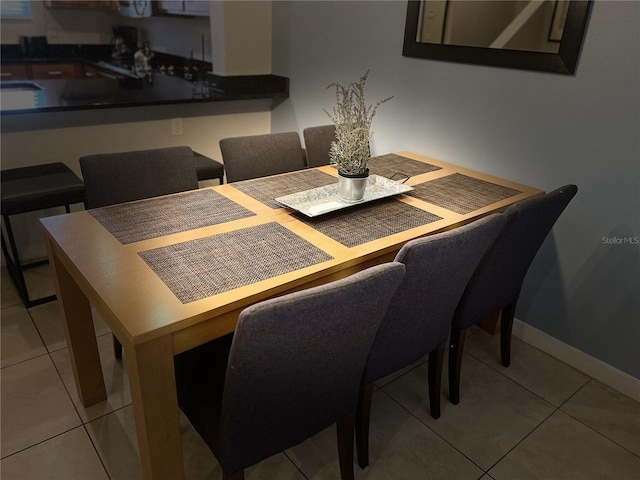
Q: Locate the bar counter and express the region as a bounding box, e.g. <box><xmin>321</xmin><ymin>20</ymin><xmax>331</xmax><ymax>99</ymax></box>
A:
<box><xmin>0</xmin><ymin>71</ymin><xmax>289</xmax><ymax>114</ymax></box>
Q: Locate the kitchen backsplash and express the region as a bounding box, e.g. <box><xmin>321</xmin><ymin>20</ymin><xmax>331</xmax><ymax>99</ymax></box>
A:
<box><xmin>1</xmin><ymin>43</ymin><xmax>213</xmax><ymax>81</ymax></box>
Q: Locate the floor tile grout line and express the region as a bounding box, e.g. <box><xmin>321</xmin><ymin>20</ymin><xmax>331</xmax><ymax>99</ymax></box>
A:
<box><xmin>452</xmin><ymin>348</ymin><xmax>634</xmax><ymax>472</ymax></box>
<box><xmin>464</xmin><ymin>332</ymin><xmax>609</xmax><ymax>394</ymax></box>
<box><xmin>81</xmin><ymin>422</ymin><xmax>113</xmax><ymax>480</ymax></box>
<box><xmin>0</xmin><ymin>424</ymin><xmax>85</xmax><ymax>462</ymax></box>
<box><xmin>0</xmin><ymin>349</ymin><xmax>50</xmax><ymax>370</ymax></box>
<box><xmin>0</xmin><ymin>301</ymin><xmax>51</xmax><ymax>370</ymax></box>
<box><xmin>556</xmin><ymin>378</ymin><xmax>640</xmax><ymax>460</ymax></box>
<box><xmin>1</xmin><ymin>294</ymin><xmax>90</xmax><ymax>463</ymax></box>
<box><xmin>375</xmin><ymin>347</ymin><xmax>589</xmax><ymax>475</ymax></box>
<box><xmin>468</xmin><ymin>350</ymin><xmax>640</xmax><ymax>459</ymax></box>
<box><xmin>483</xmin><ymin>403</ymin><xmax>560</xmax><ymax>474</ymax></box>
<box><xmin>44</xmin><ymin>340</ymin><xmax>88</xmax><ymax>424</ymax></box>
<box><xmin>464</xmin><ymin>347</ymin><xmax>582</xmax><ymax>409</ymax></box>
<box><xmin>83</xmin><ymin>402</ymin><xmax>134</xmax><ymax>426</ymax></box>
<box><xmin>45</xmin><ymin>331</ymin><xmax>131</xmax><ymax>478</ymax></box>
<box><xmin>283</xmin><ymin>451</ymin><xmax>311</xmax><ymax>480</ymax></box>
<box><xmin>376</xmin><ymin>383</ymin><xmax>488</xmax><ymax>474</ymax></box>
<box><xmin>26</xmin><ymin>303</ymin><xmax>55</xmax><ymax>352</ymax></box>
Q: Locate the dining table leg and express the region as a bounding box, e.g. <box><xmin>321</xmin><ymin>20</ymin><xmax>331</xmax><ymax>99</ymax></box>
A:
<box><xmin>126</xmin><ymin>335</ymin><xmax>185</xmax><ymax>480</ymax></box>
<box><xmin>46</xmin><ymin>237</ymin><xmax>107</xmax><ymax>406</ymax></box>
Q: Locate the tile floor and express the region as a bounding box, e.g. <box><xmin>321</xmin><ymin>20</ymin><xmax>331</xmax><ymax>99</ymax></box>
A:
<box><xmin>2</xmin><ymin>265</ymin><xmax>640</xmax><ymax>480</ymax></box>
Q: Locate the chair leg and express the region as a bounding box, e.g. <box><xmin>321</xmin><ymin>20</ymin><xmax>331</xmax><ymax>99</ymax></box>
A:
<box><xmin>355</xmin><ymin>383</ymin><xmax>373</xmax><ymax>469</ymax></box>
<box><xmin>500</xmin><ymin>302</ymin><xmax>516</xmax><ymax>368</ymax></box>
<box><xmin>113</xmin><ymin>334</ymin><xmax>123</xmax><ymax>359</ymax></box>
<box><xmin>2</xmin><ymin>211</ymin><xmax>63</xmax><ymax>308</ymax></box>
<box><xmin>1</xmin><ymin>220</ymin><xmax>28</xmax><ymax>306</ymax></box>
<box><xmin>223</xmin><ymin>470</ymin><xmax>244</xmax><ymax>480</ymax></box>
<box><xmin>336</xmin><ymin>411</ymin><xmax>356</xmax><ymax>480</ymax></box>
<box><xmin>448</xmin><ymin>325</ymin><xmax>466</xmax><ymax>405</ymax></box>
<box><xmin>428</xmin><ymin>343</ymin><xmax>445</xmax><ymax>419</ymax></box>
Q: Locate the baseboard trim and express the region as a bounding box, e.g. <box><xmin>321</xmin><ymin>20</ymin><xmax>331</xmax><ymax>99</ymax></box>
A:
<box><xmin>512</xmin><ymin>318</ymin><xmax>640</xmax><ymax>403</ymax></box>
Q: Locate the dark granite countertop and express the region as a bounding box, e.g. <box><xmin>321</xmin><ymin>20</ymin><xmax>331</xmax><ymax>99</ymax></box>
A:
<box><xmin>1</xmin><ymin>73</ymin><xmax>289</xmax><ymax>114</ymax></box>
<box><xmin>0</xmin><ymin>45</ymin><xmax>289</xmax><ymax>114</ymax></box>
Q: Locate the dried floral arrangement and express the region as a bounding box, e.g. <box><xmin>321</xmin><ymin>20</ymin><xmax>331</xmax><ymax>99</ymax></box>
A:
<box><xmin>324</xmin><ymin>70</ymin><xmax>393</xmax><ymax>176</ymax></box>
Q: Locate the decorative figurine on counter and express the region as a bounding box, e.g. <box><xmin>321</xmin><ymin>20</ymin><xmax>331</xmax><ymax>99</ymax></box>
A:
<box><xmin>134</xmin><ymin>42</ymin><xmax>154</xmax><ymax>84</ymax></box>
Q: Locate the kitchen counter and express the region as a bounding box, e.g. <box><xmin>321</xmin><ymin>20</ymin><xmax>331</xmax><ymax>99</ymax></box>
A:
<box><xmin>0</xmin><ymin>72</ymin><xmax>289</xmax><ymax>114</ymax></box>
<box><xmin>0</xmin><ymin>46</ymin><xmax>289</xmax><ymax>114</ymax></box>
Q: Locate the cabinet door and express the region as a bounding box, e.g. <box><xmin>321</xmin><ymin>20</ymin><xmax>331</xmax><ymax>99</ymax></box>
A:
<box><xmin>184</xmin><ymin>0</ymin><xmax>209</xmax><ymax>15</ymax></box>
<box><xmin>0</xmin><ymin>64</ymin><xmax>31</xmax><ymax>80</ymax></box>
<box><xmin>83</xmin><ymin>65</ymin><xmax>98</xmax><ymax>78</ymax></box>
<box><xmin>156</xmin><ymin>1</ymin><xmax>184</xmax><ymax>13</ymax></box>
<box><xmin>156</xmin><ymin>0</ymin><xmax>209</xmax><ymax>16</ymax></box>
<box><xmin>44</xmin><ymin>1</ymin><xmax>116</xmax><ymax>9</ymax></box>
<box><xmin>88</xmin><ymin>0</ymin><xmax>116</xmax><ymax>8</ymax></box>
<box><xmin>31</xmin><ymin>63</ymin><xmax>83</xmax><ymax>79</ymax></box>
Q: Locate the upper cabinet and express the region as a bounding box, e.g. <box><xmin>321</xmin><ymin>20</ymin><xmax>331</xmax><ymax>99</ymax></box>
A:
<box><xmin>154</xmin><ymin>0</ymin><xmax>209</xmax><ymax>16</ymax></box>
<box><xmin>43</xmin><ymin>1</ymin><xmax>209</xmax><ymax>17</ymax></box>
<box><xmin>44</xmin><ymin>1</ymin><xmax>117</xmax><ymax>9</ymax></box>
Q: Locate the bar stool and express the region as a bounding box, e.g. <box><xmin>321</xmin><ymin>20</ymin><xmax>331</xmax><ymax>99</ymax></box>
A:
<box><xmin>1</xmin><ymin>163</ymin><xmax>86</xmax><ymax>308</ymax></box>
<box><xmin>193</xmin><ymin>151</ymin><xmax>225</xmax><ymax>184</ymax></box>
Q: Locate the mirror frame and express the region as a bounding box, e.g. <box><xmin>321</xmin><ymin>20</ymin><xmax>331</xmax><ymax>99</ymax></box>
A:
<box><xmin>402</xmin><ymin>0</ymin><xmax>593</xmax><ymax>74</ymax></box>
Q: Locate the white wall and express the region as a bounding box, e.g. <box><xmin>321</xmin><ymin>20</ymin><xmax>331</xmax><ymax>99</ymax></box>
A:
<box><xmin>210</xmin><ymin>1</ymin><xmax>272</xmax><ymax>75</ymax></box>
<box><xmin>271</xmin><ymin>1</ymin><xmax>640</xmax><ymax>379</ymax></box>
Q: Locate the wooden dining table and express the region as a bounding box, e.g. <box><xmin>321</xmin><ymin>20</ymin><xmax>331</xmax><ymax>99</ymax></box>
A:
<box><xmin>41</xmin><ymin>152</ymin><xmax>542</xmax><ymax>480</ymax></box>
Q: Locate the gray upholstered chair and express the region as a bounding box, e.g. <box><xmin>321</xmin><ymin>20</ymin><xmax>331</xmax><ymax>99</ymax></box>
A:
<box><xmin>80</xmin><ymin>146</ymin><xmax>199</xmax><ymax>358</ymax></box>
<box><xmin>174</xmin><ymin>262</ymin><xmax>405</xmax><ymax>480</ymax></box>
<box><xmin>80</xmin><ymin>146</ymin><xmax>198</xmax><ymax>209</ymax></box>
<box><xmin>193</xmin><ymin>151</ymin><xmax>225</xmax><ymax>184</ymax></box>
<box><xmin>219</xmin><ymin>132</ymin><xmax>307</xmax><ymax>182</ymax></box>
<box><xmin>355</xmin><ymin>214</ymin><xmax>505</xmax><ymax>469</ymax></box>
<box><xmin>303</xmin><ymin>124</ymin><xmax>336</xmax><ymax>167</ymax></box>
<box><xmin>449</xmin><ymin>185</ymin><xmax>578</xmax><ymax>404</ymax></box>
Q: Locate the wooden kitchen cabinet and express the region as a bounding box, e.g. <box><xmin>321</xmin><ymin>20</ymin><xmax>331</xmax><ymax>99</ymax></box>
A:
<box><xmin>184</xmin><ymin>0</ymin><xmax>209</xmax><ymax>15</ymax></box>
<box><xmin>82</xmin><ymin>65</ymin><xmax>99</xmax><ymax>78</ymax></box>
<box><xmin>44</xmin><ymin>1</ymin><xmax>116</xmax><ymax>9</ymax></box>
<box><xmin>155</xmin><ymin>0</ymin><xmax>209</xmax><ymax>16</ymax></box>
<box><xmin>1</xmin><ymin>63</ymin><xmax>89</xmax><ymax>81</ymax></box>
<box><xmin>0</xmin><ymin>64</ymin><xmax>30</xmax><ymax>81</ymax></box>
<box><xmin>30</xmin><ymin>63</ymin><xmax>85</xmax><ymax>80</ymax></box>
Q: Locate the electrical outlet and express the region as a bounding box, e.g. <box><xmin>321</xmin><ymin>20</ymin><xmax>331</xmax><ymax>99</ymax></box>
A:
<box><xmin>171</xmin><ymin>118</ymin><xmax>183</xmax><ymax>136</ymax></box>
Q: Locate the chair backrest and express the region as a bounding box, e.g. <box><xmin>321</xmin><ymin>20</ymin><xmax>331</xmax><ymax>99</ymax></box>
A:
<box><xmin>303</xmin><ymin>124</ymin><xmax>336</xmax><ymax>167</ymax></box>
<box><xmin>218</xmin><ymin>262</ymin><xmax>405</xmax><ymax>473</ymax></box>
<box><xmin>363</xmin><ymin>214</ymin><xmax>506</xmax><ymax>384</ymax></box>
<box><xmin>80</xmin><ymin>146</ymin><xmax>198</xmax><ymax>208</ymax></box>
<box><xmin>219</xmin><ymin>132</ymin><xmax>307</xmax><ymax>183</ymax></box>
<box><xmin>453</xmin><ymin>185</ymin><xmax>578</xmax><ymax>329</ymax></box>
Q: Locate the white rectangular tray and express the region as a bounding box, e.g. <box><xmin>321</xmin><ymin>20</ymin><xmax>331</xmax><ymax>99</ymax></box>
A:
<box><xmin>275</xmin><ymin>175</ymin><xmax>413</xmax><ymax>217</ymax></box>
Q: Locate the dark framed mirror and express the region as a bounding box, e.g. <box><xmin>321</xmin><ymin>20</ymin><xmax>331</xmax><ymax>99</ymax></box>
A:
<box><xmin>403</xmin><ymin>0</ymin><xmax>593</xmax><ymax>74</ymax></box>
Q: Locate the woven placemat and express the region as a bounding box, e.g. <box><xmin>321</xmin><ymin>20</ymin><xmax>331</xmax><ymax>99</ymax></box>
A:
<box><xmin>298</xmin><ymin>199</ymin><xmax>442</xmax><ymax>248</ymax></box>
<box><xmin>139</xmin><ymin>222</ymin><xmax>333</xmax><ymax>303</ymax></box>
<box><xmin>368</xmin><ymin>154</ymin><xmax>441</xmax><ymax>179</ymax></box>
<box><xmin>408</xmin><ymin>173</ymin><xmax>522</xmax><ymax>214</ymax></box>
<box><xmin>233</xmin><ymin>169</ymin><xmax>336</xmax><ymax>208</ymax></box>
<box><xmin>90</xmin><ymin>189</ymin><xmax>255</xmax><ymax>244</ymax></box>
